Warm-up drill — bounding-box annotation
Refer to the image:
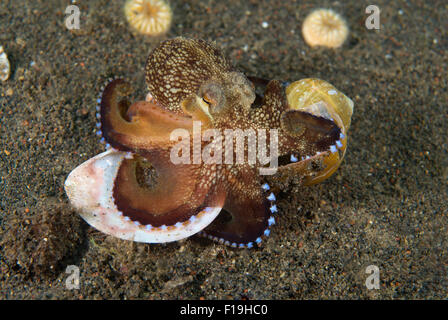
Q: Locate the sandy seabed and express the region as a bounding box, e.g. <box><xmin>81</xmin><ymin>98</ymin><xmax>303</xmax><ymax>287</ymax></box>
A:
<box><xmin>0</xmin><ymin>0</ymin><xmax>447</xmax><ymax>299</ymax></box>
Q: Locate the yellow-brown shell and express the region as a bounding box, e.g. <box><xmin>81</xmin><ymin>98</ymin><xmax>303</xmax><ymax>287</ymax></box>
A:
<box><xmin>285</xmin><ymin>78</ymin><xmax>354</xmax><ymax>185</ymax></box>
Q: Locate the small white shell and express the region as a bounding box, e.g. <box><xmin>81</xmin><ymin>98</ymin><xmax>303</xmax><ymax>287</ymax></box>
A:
<box><xmin>65</xmin><ymin>149</ymin><xmax>222</xmax><ymax>243</ymax></box>
<box><xmin>0</xmin><ymin>46</ymin><xmax>10</xmax><ymax>82</ymax></box>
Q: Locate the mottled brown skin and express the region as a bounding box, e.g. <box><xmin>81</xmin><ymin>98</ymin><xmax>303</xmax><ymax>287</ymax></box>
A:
<box><xmin>98</xmin><ymin>37</ymin><xmax>341</xmax><ymax>246</ymax></box>
<box><xmin>145</xmin><ymin>38</ymin><xmax>233</xmax><ymax>113</ymax></box>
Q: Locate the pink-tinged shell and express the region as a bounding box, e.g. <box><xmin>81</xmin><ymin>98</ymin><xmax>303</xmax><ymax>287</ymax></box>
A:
<box><xmin>64</xmin><ymin>149</ymin><xmax>222</xmax><ymax>243</ymax></box>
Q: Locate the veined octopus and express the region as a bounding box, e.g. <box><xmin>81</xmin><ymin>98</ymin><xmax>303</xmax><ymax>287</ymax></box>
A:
<box><xmin>65</xmin><ymin>37</ymin><xmax>353</xmax><ymax>248</ymax></box>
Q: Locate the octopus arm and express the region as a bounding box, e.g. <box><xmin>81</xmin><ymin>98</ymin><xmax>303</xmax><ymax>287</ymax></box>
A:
<box><xmin>279</xmin><ymin>109</ymin><xmax>342</xmax><ymax>159</ymax></box>
<box><xmin>99</xmin><ymin>79</ymin><xmax>193</xmax><ymax>152</ymax></box>
<box><xmin>112</xmin><ymin>150</ymin><xmax>222</xmax><ymax>226</ymax></box>
<box><xmin>202</xmin><ymin>171</ymin><xmax>276</xmax><ymax>248</ymax></box>
<box><xmin>249</xmin><ymin>79</ymin><xmax>289</xmax><ymax>128</ymax></box>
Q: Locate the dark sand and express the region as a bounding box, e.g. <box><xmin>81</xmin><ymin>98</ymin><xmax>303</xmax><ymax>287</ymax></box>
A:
<box><xmin>0</xmin><ymin>0</ymin><xmax>447</xmax><ymax>299</ymax></box>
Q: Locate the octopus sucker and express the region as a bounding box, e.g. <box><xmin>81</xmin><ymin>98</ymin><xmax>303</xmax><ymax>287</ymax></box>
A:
<box><xmin>65</xmin><ymin>38</ymin><xmax>354</xmax><ymax>248</ymax></box>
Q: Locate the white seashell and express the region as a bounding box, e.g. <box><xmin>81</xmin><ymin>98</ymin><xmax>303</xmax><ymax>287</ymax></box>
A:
<box><xmin>0</xmin><ymin>46</ymin><xmax>11</xmax><ymax>82</ymax></box>
<box><xmin>64</xmin><ymin>149</ymin><xmax>222</xmax><ymax>243</ymax></box>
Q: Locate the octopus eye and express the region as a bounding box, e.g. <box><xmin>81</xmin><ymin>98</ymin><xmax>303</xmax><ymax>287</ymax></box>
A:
<box><xmin>199</xmin><ymin>81</ymin><xmax>226</xmax><ymax>114</ymax></box>
<box><xmin>202</xmin><ymin>93</ymin><xmax>215</xmax><ymax>106</ymax></box>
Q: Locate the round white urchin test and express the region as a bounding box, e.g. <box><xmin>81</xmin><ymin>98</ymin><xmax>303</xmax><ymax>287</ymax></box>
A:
<box><xmin>302</xmin><ymin>9</ymin><xmax>348</xmax><ymax>48</ymax></box>
<box><xmin>124</xmin><ymin>0</ymin><xmax>172</xmax><ymax>36</ymax></box>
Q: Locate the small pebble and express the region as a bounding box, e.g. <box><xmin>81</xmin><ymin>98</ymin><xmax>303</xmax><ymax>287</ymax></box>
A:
<box><xmin>261</xmin><ymin>21</ymin><xmax>269</xmax><ymax>28</ymax></box>
<box><xmin>0</xmin><ymin>46</ymin><xmax>11</xmax><ymax>81</ymax></box>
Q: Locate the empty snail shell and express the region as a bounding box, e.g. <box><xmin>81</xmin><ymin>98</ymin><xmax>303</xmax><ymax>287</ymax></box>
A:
<box><xmin>285</xmin><ymin>78</ymin><xmax>354</xmax><ymax>185</ymax></box>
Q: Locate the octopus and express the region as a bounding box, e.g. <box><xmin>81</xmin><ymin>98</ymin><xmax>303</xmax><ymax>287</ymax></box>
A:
<box><xmin>65</xmin><ymin>37</ymin><xmax>354</xmax><ymax>248</ymax></box>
